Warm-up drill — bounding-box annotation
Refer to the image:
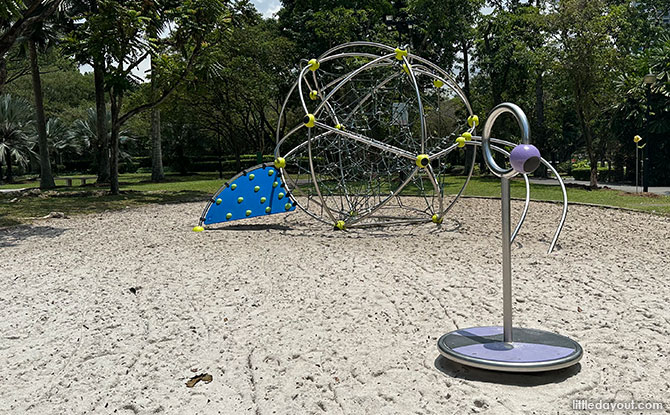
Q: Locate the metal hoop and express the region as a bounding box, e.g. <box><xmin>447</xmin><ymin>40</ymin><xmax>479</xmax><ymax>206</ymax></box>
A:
<box><xmin>481</xmin><ymin>103</ymin><xmax>531</xmax><ymax>178</ymax></box>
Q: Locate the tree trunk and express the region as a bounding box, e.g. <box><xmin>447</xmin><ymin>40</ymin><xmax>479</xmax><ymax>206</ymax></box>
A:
<box><xmin>150</xmin><ymin>54</ymin><xmax>164</xmax><ymax>182</ymax></box>
<box><xmin>216</xmin><ymin>131</ymin><xmax>223</xmax><ymax>179</ymax></box>
<box><xmin>576</xmin><ymin>106</ymin><xmax>598</xmax><ymax>188</ymax></box>
<box><xmin>109</xmin><ymin>90</ymin><xmax>122</xmax><ymax>195</ymax></box>
<box><xmin>5</xmin><ymin>149</ymin><xmax>13</xmax><ymax>183</ymax></box>
<box><xmin>234</xmin><ymin>146</ymin><xmax>241</xmax><ymax>172</ymax></box>
<box><xmin>93</xmin><ymin>56</ymin><xmax>109</xmax><ymax>183</ymax></box>
<box><xmin>0</xmin><ymin>54</ymin><xmax>7</xmax><ymax>94</ymax></box>
<box><xmin>533</xmin><ymin>69</ymin><xmax>547</xmax><ymax>177</ymax></box>
<box><xmin>589</xmin><ymin>154</ymin><xmax>598</xmax><ymax>187</ymax></box>
<box><xmin>461</xmin><ymin>38</ymin><xmax>470</xmax><ymax>100</ymax></box>
<box><xmin>28</xmin><ymin>40</ymin><xmax>55</xmax><ymax>189</ymax></box>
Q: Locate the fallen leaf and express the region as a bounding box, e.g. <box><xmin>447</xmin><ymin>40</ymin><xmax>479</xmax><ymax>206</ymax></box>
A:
<box><xmin>186</xmin><ymin>373</ymin><xmax>213</xmax><ymax>388</ymax></box>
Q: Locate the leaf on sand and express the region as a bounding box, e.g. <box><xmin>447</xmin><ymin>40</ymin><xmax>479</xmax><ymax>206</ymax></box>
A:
<box><xmin>186</xmin><ymin>373</ymin><xmax>213</xmax><ymax>388</ymax></box>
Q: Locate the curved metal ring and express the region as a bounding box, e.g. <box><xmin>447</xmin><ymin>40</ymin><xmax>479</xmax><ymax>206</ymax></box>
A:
<box><xmin>481</xmin><ymin>103</ymin><xmax>531</xmax><ymax>178</ymax></box>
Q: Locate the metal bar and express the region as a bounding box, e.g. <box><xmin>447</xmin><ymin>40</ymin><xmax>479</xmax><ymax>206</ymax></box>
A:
<box><xmin>317</xmin><ymin>41</ymin><xmax>396</xmax><ymax>60</ymax></box>
<box><xmin>501</xmin><ymin>177</ymin><xmax>513</xmax><ymax>343</ymax></box>
<box><xmin>306</xmin><ymin>127</ymin><xmax>338</xmax><ymax>224</ymax></box>
<box><xmin>401</xmin><ymin>55</ymin><xmax>427</xmax><ymax>153</ymax></box>
<box><xmin>314</xmin><ymin>121</ymin><xmax>416</xmax><ymax>160</ymax></box>
<box><xmin>468</xmin><ymin>135</ymin><xmax>567</xmax><ymax>253</ymax></box>
<box><xmin>347</xmin><ymin>167</ymin><xmax>419</xmax><ymax>226</ymax></box>
<box><xmin>542</xmin><ymin>160</ymin><xmax>568</xmax><ymax>254</ymax></box>
<box><xmin>636</xmin><ymin>146</ymin><xmax>639</xmax><ymax>193</ymax></box>
<box><xmin>313</xmin><ymin>53</ymin><xmax>396</xmax><ymax>116</ymax></box>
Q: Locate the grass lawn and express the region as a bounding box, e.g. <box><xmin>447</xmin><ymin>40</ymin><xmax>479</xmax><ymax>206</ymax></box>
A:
<box><xmin>1</xmin><ymin>171</ymin><xmax>669</xmax><ymax>228</ymax></box>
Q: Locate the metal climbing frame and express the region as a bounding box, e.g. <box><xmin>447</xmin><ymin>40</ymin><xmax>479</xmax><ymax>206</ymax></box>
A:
<box><xmin>273</xmin><ymin>41</ymin><xmax>567</xmax><ymax>244</ymax></box>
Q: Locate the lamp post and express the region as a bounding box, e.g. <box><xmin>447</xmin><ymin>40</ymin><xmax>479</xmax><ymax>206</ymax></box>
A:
<box><xmin>633</xmin><ymin>135</ymin><xmax>644</xmax><ymax>193</ymax></box>
<box><xmin>642</xmin><ymin>73</ymin><xmax>656</xmax><ymax>192</ymax></box>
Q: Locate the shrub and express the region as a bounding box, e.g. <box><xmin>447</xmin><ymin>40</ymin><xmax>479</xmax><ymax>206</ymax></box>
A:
<box><xmin>571</xmin><ymin>167</ymin><xmax>618</xmax><ymax>183</ymax></box>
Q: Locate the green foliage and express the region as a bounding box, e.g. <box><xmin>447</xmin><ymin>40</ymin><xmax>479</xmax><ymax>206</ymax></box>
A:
<box><xmin>2</xmin><ymin>0</ymin><xmax>670</xmax><ymax>191</ymax></box>
<box><xmin>5</xmin><ymin>62</ymin><xmax>96</xmax><ymax>123</ymax></box>
<box><xmin>571</xmin><ymin>167</ymin><xmax>618</xmax><ymax>183</ymax></box>
<box><xmin>0</xmin><ymin>94</ymin><xmax>34</xmax><ymax>168</ymax></box>
<box><xmin>278</xmin><ymin>0</ymin><xmax>393</xmax><ymax>56</ymax></box>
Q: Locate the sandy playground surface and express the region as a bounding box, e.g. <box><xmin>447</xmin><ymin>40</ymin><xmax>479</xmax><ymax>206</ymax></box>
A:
<box><xmin>0</xmin><ymin>197</ymin><xmax>669</xmax><ymax>414</ymax></box>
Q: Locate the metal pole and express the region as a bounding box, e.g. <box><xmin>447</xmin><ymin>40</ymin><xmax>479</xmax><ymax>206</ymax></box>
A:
<box><xmin>635</xmin><ymin>145</ymin><xmax>639</xmax><ymax>193</ymax></box>
<box><xmin>501</xmin><ymin>177</ymin><xmax>513</xmax><ymax>343</ymax></box>
<box><xmin>643</xmin><ymin>84</ymin><xmax>651</xmax><ymax>192</ymax></box>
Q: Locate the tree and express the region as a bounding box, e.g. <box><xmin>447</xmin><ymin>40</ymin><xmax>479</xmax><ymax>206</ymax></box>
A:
<box><xmin>0</xmin><ymin>0</ymin><xmax>63</xmax><ymax>89</ymax></box>
<box><xmin>0</xmin><ymin>94</ymin><xmax>34</xmax><ymax>182</ymax></box>
<box><xmin>42</xmin><ymin>116</ymin><xmax>86</xmax><ymax>167</ymax></box>
<box><xmin>65</xmin><ymin>0</ymin><xmax>229</xmax><ymax>194</ymax></box>
<box><xmin>278</xmin><ymin>0</ymin><xmax>393</xmax><ymax>57</ymax></box>
<box><xmin>22</xmin><ymin>6</ymin><xmax>58</xmax><ymax>188</ymax></box>
<box><xmin>553</xmin><ymin>0</ymin><xmax>620</xmax><ymax>188</ymax></box>
<box><xmin>173</xmin><ymin>6</ymin><xmax>296</xmax><ymax>172</ymax></box>
<box><xmin>410</xmin><ymin>0</ymin><xmax>483</xmax><ymax>99</ymax></box>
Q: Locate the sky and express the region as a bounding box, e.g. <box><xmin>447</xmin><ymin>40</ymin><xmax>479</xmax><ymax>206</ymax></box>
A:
<box><xmin>251</xmin><ymin>0</ymin><xmax>281</xmax><ymax>18</ymax></box>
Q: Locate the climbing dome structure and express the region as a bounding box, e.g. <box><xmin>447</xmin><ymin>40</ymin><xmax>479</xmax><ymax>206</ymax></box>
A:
<box><xmin>197</xmin><ymin>41</ymin><xmax>567</xmax><ymax>238</ymax></box>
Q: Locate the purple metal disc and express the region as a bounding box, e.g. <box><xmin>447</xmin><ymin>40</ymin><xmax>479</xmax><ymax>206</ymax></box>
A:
<box><xmin>437</xmin><ymin>326</ymin><xmax>582</xmax><ymax>372</ymax></box>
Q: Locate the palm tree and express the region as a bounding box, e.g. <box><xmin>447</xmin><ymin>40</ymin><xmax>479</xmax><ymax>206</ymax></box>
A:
<box><xmin>22</xmin><ymin>5</ymin><xmax>62</xmax><ymax>188</ymax></box>
<box><xmin>39</xmin><ymin>117</ymin><xmax>87</xmax><ymax>168</ymax></box>
<box><xmin>0</xmin><ymin>94</ymin><xmax>35</xmax><ymax>183</ymax></box>
<box><xmin>70</xmin><ymin>107</ymin><xmax>132</xmax><ymax>172</ymax></box>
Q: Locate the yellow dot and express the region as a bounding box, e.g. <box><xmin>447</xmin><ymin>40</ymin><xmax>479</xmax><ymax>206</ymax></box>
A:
<box><xmin>249</xmin><ymin>174</ymin><xmax>255</xmax><ymax>180</ymax></box>
<box><xmin>254</xmin><ymin>186</ymin><xmax>260</xmax><ymax>192</ymax></box>
<box><xmin>216</xmin><ymin>198</ymin><xmax>222</xmax><ymax>205</ymax></box>
<box><xmin>226</xmin><ymin>213</ymin><xmax>232</xmax><ymax>220</ymax></box>
<box><xmin>231</xmin><ymin>184</ymin><xmax>237</xmax><ymax>190</ymax></box>
<box><xmin>245</xmin><ymin>210</ymin><xmax>252</xmax><ymax>216</ymax></box>
<box><xmin>278</xmin><ymin>192</ymin><xmax>284</xmax><ymax>200</ymax></box>
<box><xmin>192</xmin><ymin>226</ymin><xmax>204</xmax><ymax>232</ymax></box>
<box><xmin>265</xmin><ymin>206</ymin><xmax>271</xmax><ymax>213</ymax></box>
<box><xmin>260</xmin><ymin>197</ymin><xmax>267</xmax><ymax>204</ymax></box>
<box><xmin>237</xmin><ymin>197</ymin><xmax>244</xmax><ymax>203</ymax></box>
<box><xmin>273</xmin><ymin>182</ymin><xmax>278</xmax><ymax>188</ymax></box>
<box><xmin>285</xmin><ymin>203</ymin><xmax>292</xmax><ymax>210</ymax></box>
<box><xmin>268</xmin><ymin>169</ymin><xmax>275</xmax><ymax>176</ymax></box>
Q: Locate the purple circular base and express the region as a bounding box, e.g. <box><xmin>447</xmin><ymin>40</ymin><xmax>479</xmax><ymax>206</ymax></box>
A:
<box><xmin>438</xmin><ymin>326</ymin><xmax>582</xmax><ymax>372</ymax></box>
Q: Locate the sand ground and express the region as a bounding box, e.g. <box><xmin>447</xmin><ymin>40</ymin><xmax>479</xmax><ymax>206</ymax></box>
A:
<box><xmin>0</xmin><ymin>198</ymin><xmax>669</xmax><ymax>415</ymax></box>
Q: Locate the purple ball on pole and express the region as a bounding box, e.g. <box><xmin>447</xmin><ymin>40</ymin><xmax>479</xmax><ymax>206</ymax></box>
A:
<box><xmin>510</xmin><ymin>144</ymin><xmax>541</xmax><ymax>174</ymax></box>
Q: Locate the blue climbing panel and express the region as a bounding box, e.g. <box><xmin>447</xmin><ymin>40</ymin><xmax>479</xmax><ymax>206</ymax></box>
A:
<box><xmin>201</xmin><ymin>163</ymin><xmax>296</xmax><ymax>225</ymax></box>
